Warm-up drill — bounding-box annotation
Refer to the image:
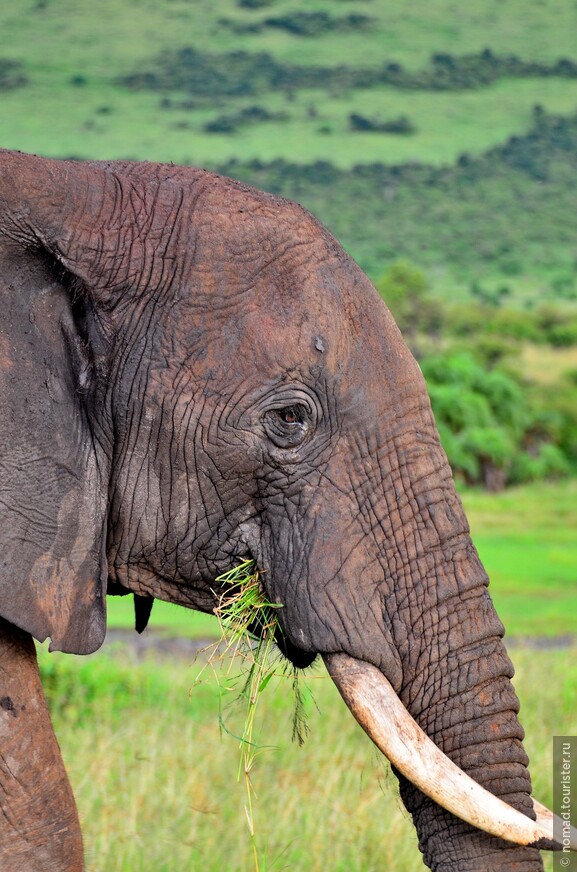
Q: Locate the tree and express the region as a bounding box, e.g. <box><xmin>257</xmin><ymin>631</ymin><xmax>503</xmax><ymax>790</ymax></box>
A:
<box><xmin>376</xmin><ymin>261</ymin><xmax>444</xmax><ymax>345</ymax></box>
<box><xmin>421</xmin><ymin>351</ymin><xmax>571</xmax><ymax>490</ymax></box>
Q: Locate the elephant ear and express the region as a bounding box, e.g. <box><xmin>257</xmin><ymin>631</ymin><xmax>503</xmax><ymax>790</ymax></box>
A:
<box><xmin>0</xmin><ymin>149</ymin><xmax>191</xmax><ymax>653</ymax></box>
<box><xmin>0</xmin><ymin>233</ymin><xmax>109</xmax><ymax>654</ymax></box>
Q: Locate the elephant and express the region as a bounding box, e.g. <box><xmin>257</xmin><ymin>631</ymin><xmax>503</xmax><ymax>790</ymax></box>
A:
<box><xmin>0</xmin><ymin>148</ymin><xmax>573</xmax><ymax>872</ymax></box>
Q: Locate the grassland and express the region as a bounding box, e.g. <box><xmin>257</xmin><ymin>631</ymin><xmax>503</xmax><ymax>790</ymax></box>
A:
<box><xmin>40</xmin><ymin>643</ymin><xmax>577</xmax><ymax>872</ymax></box>
<box><xmin>8</xmin><ymin>77</ymin><xmax>577</xmax><ymax>170</ymax></box>
<box><xmin>3</xmin><ymin>0</ymin><xmax>577</xmax><ymax>170</ymax></box>
<box><xmin>463</xmin><ymin>478</ymin><xmax>577</xmax><ymax>636</ymax></box>
<box><xmin>4</xmin><ymin>1</ymin><xmax>577</xmax><ymax>291</ymax></box>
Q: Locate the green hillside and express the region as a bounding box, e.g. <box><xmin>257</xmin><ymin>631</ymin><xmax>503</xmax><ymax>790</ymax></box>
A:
<box><xmin>2</xmin><ymin>0</ymin><xmax>577</xmax><ymax>295</ymax></box>
<box><xmin>218</xmin><ymin>109</ymin><xmax>577</xmax><ymax>297</ymax></box>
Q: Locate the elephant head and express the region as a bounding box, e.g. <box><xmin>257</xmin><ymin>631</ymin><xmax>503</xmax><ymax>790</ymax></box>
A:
<box><xmin>0</xmin><ymin>149</ymin><xmax>572</xmax><ymax>871</ymax></box>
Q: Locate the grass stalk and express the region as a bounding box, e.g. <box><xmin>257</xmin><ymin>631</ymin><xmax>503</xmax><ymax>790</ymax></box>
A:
<box><xmin>204</xmin><ymin>560</ymin><xmax>284</xmax><ymax>872</ymax></box>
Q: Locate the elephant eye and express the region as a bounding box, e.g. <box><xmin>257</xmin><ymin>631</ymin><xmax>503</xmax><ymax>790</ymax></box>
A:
<box><xmin>264</xmin><ymin>403</ymin><xmax>311</xmax><ymax>449</ymax></box>
<box><xmin>277</xmin><ymin>405</ymin><xmax>305</xmax><ymax>426</ymax></box>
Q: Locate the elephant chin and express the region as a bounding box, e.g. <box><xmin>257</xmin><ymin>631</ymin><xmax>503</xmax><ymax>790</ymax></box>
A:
<box><xmin>244</xmin><ymin>616</ymin><xmax>317</xmax><ymax>669</ymax></box>
<box><xmin>274</xmin><ymin>630</ymin><xmax>318</xmax><ymax>669</ymax></box>
<box><xmin>323</xmin><ymin>652</ymin><xmax>577</xmax><ymax>853</ymax></box>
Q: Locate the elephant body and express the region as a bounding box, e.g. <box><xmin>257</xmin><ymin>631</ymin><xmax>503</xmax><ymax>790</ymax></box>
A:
<box><xmin>0</xmin><ymin>149</ymin><xmax>560</xmax><ymax>870</ymax></box>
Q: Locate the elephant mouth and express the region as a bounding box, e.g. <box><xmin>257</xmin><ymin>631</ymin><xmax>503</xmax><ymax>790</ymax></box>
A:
<box><xmin>324</xmin><ymin>652</ymin><xmax>577</xmax><ymax>852</ymax></box>
<box><xmin>272</xmin><ymin>626</ymin><xmax>318</xmax><ymax>669</ymax></box>
<box><xmin>245</xmin><ymin>614</ymin><xmax>317</xmax><ymax>669</ymax></box>
<box><xmin>218</xmin><ymin>548</ymin><xmax>317</xmax><ymax>669</ymax></box>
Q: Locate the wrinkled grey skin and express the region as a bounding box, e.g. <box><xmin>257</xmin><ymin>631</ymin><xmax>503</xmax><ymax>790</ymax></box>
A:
<box><xmin>0</xmin><ymin>150</ymin><xmax>544</xmax><ymax>871</ymax></box>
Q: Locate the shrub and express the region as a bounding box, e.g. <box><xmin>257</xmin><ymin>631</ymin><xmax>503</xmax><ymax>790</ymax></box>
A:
<box><xmin>509</xmin><ymin>444</ymin><xmax>571</xmax><ymax>485</ymax></box>
<box><xmin>237</xmin><ymin>0</ymin><xmax>272</xmax><ymax>7</ymax></box>
<box><xmin>349</xmin><ymin>113</ymin><xmax>415</xmax><ymax>134</ymax></box>
<box><xmin>204</xmin><ymin>104</ymin><xmax>289</xmax><ymax>133</ymax></box>
<box><xmin>377</xmin><ymin>261</ymin><xmax>443</xmax><ymax>341</ymax></box>
<box><xmin>421</xmin><ymin>351</ymin><xmax>573</xmax><ymax>489</ymax></box>
<box><xmin>262</xmin><ymin>12</ymin><xmax>373</xmax><ymax>36</ymax></box>
<box><xmin>0</xmin><ymin>59</ymin><xmax>27</xmax><ymax>90</ymax></box>
<box><xmin>547</xmin><ymin>320</ymin><xmax>577</xmax><ymax>347</ymax></box>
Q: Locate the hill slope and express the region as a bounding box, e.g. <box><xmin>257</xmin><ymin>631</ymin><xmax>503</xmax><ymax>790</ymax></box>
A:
<box><xmin>2</xmin><ymin>0</ymin><xmax>577</xmax><ymax>296</ymax></box>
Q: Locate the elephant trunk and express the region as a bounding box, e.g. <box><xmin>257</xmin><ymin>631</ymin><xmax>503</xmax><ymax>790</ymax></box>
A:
<box><xmin>328</xmin><ymin>546</ymin><xmax>550</xmax><ymax>871</ymax></box>
<box><xmin>284</xmin><ymin>412</ymin><xmax>561</xmax><ymax>868</ymax></box>
<box><xmin>318</xmin><ymin>379</ymin><xmax>558</xmax><ymax>869</ymax></box>
<box><xmin>395</xmin><ymin>554</ymin><xmax>547</xmax><ymax>870</ymax></box>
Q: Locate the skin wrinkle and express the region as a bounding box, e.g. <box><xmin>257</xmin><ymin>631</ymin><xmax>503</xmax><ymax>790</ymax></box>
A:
<box><xmin>232</xmin><ymin>236</ymin><xmax>319</xmax><ymax>290</ymax></box>
<box><xmin>0</xmin><ymin>152</ymin><xmax>545</xmax><ymax>869</ymax></box>
<box><xmin>134</xmin><ymin>191</ymin><xmax>172</xmax><ymax>297</ymax></box>
<box><xmin>108</xmin><ymin>314</ymin><xmax>180</xmax><ymax>562</ymax></box>
<box><xmin>336</xmin><ymin>431</ymin><xmax>517</xmax><ymax>785</ymax></box>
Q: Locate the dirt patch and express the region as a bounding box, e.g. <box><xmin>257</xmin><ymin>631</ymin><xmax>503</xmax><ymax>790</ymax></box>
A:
<box><xmin>102</xmin><ymin>628</ymin><xmax>220</xmax><ymax>661</ymax></box>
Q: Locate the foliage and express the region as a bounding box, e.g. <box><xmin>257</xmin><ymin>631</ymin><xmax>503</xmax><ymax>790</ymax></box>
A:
<box><xmin>421</xmin><ymin>351</ymin><xmax>575</xmax><ymax>490</ymax></box>
<box><xmin>120</xmin><ymin>48</ymin><xmax>577</xmax><ymax>101</ymax></box>
<box><xmin>508</xmin><ymin>443</ymin><xmax>571</xmax><ymax>486</ymax></box>
<box><xmin>376</xmin><ymin>261</ymin><xmax>444</xmax><ymax>342</ymax></box>
<box><xmin>222</xmin><ymin>11</ymin><xmax>375</xmax><ymax>37</ymax></box>
<box><xmin>349</xmin><ymin>113</ymin><xmax>416</xmax><ymax>134</ymax></box>
<box><xmin>204</xmin><ymin>104</ymin><xmax>289</xmax><ymax>134</ymax></box>
<box><xmin>0</xmin><ymin>59</ymin><xmax>27</xmax><ymax>90</ymax></box>
<box><xmin>237</xmin><ymin>0</ymin><xmax>272</xmax><ymax>8</ymax></box>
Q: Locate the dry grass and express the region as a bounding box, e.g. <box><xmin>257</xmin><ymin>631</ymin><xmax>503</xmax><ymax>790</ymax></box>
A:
<box><xmin>517</xmin><ymin>343</ymin><xmax>577</xmax><ymax>386</ymax></box>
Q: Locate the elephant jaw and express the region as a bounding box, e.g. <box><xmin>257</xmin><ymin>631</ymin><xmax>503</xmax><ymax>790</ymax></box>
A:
<box><xmin>323</xmin><ymin>652</ymin><xmax>577</xmax><ymax>853</ymax></box>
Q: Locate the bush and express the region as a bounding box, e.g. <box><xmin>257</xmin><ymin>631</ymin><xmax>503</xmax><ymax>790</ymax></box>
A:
<box><xmin>547</xmin><ymin>320</ymin><xmax>577</xmax><ymax>347</ymax></box>
<box><xmin>349</xmin><ymin>113</ymin><xmax>415</xmax><ymax>134</ymax></box>
<box><xmin>204</xmin><ymin>116</ymin><xmax>237</xmax><ymax>134</ymax></box>
<box><xmin>261</xmin><ymin>12</ymin><xmax>373</xmax><ymax>36</ymax></box>
<box><xmin>204</xmin><ymin>105</ymin><xmax>289</xmax><ymax>134</ymax></box>
<box><xmin>509</xmin><ymin>444</ymin><xmax>571</xmax><ymax>485</ymax></box>
<box><xmin>237</xmin><ymin>0</ymin><xmax>272</xmax><ymax>8</ymax></box>
<box><xmin>0</xmin><ymin>59</ymin><xmax>27</xmax><ymax>90</ymax></box>
<box><xmin>377</xmin><ymin>261</ymin><xmax>444</xmax><ymax>341</ymax></box>
<box><xmin>421</xmin><ymin>350</ymin><xmax>573</xmax><ymax>489</ymax></box>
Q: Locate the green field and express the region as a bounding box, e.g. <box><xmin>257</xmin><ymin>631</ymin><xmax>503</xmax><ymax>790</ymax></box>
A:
<box><xmin>5</xmin><ymin>0</ymin><xmax>577</xmax><ymax>172</ymax></box>
<box><xmin>4</xmin><ymin>1</ymin><xmax>577</xmax><ymax>289</ymax></box>
<box><xmin>5</xmin><ymin>65</ymin><xmax>577</xmax><ymax>170</ymax></box>
<box><xmin>39</xmin><ymin>642</ymin><xmax>576</xmax><ymax>872</ymax></box>
<box><xmin>464</xmin><ymin>479</ymin><xmax>577</xmax><ymax>636</ymax></box>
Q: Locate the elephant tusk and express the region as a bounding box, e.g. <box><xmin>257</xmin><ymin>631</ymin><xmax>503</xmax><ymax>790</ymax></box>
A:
<box><xmin>323</xmin><ymin>652</ymin><xmax>576</xmax><ymax>851</ymax></box>
<box><xmin>533</xmin><ymin>798</ymin><xmax>577</xmax><ymax>851</ymax></box>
